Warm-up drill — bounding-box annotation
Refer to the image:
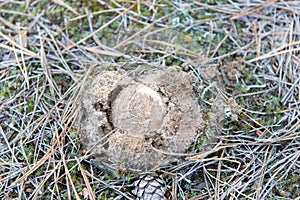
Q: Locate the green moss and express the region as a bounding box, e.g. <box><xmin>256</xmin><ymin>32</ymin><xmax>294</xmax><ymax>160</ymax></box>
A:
<box><xmin>104</xmin><ymin>172</ymin><xmax>114</xmax><ymax>181</ymax></box>
<box><xmin>289</xmin><ymin>174</ymin><xmax>299</xmax><ymax>183</ymax></box>
<box><xmin>196</xmin><ymin>13</ymin><xmax>215</xmax><ymax>20</ymax></box>
<box><xmin>110</xmin><ymin>21</ymin><xmax>119</xmax><ymax>29</ymax></box>
<box><xmin>287</xmin><ymin>184</ymin><xmax>294</xmax><ymax>192</ymax></box>
<box><xmin>61</xmin><ymin>192</ymin><xmax>68</xmax><ymax>199</ymax></box>
<box><xmin>36</xmin><ymin>169</ymin><xmax>44</xmax><ymax>177</ymax></box>
<box><xmin>0</xmin><ymin>87</ymin><xmax>10</xmax><ymax>100</ymax></box>
<box><xmin>243</xmin><ymin>124</ymin><xmax>251</xmax><ymax>132</ymax></box>
<box><xmin>236</xmin><ymin>23</ymin><xmax>243</xmax><ymax>33</ymax></box>
<box><xmin>26</xmin><ymin>101</ymin><xmax>35</xmax><ymax>113</ymax></box>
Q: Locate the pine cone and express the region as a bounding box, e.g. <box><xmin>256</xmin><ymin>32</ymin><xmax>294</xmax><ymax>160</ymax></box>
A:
<box><xmin>132</xmin><ymin>175</ymin><xmax>167</xmax><ymax>200</ymax></box>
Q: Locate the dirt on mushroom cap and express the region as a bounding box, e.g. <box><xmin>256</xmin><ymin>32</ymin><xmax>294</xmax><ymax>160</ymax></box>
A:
<box><xmin>111</xmin><ymin>84</ymin><xmax>166</xmax><ymax>139</ymax></box>
<box><xmin>79</xmin><ymin>66</ymin><xmax>234</xmax><ymax>171</ymax></box>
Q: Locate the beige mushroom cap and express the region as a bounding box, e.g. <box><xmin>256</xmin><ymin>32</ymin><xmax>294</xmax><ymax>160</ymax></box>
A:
<box><xmin>112</xmin><ymin>85</ymin><xmax>165</xmax><ymax>138</ymax></box>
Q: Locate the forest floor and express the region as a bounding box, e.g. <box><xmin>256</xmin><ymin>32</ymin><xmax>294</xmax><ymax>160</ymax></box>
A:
<box><xmin>0</xmin><ymin>1</ymin><xmax>300</xmax><ymax>199</ymax></box>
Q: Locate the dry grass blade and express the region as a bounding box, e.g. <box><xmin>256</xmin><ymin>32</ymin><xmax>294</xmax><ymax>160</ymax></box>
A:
<box><xmin>62</xmin><ymin>157</ymin><xmax>81</xmax><ymax>200</ymax></box>
<box><xmin>12</xmin><ymin>133</ymin><xmax>58</xmax><ymax>185</ymax></box>
<box><xmin>40</xmin><ymin>39</ymin><xmax>60</xmax><ymax>99</ymax></box>
<box><xmin>0</xmin><ymin>16</ymin><xmax>16</xmax><ymax>29</ymax></box>
<box><xmin>230</xmin><ymin>0</ymin><xmax>278</xmax><ymax>20</ymax></box>
<box><xmin>248</xmin><ymin>47</ymin><xmax>300</xmax><ymax>63</ymax></box>
<box><xmin>85</xmin><ymin>47</ymin><xmax>130</xmax><ymax>58</ymax></box>
<box><xmin>52</xmin><ymin>0</ymin><xmax>79</xmax><ymax>15</ymax></box>
<box><xmin>75</xmin><ymin>157</ymin><xmax>96</xmax><ymax>200</ymax></box>
<box><xmin>189</xmin><ymin>143</ymin><xmax>239</xmax><ymax>161</ymax></box>
<box><xmin>29</xmin><ymin>160</ymin><xmax>61</xmax><ymax>199</ymax></box>
<box><xmin>84</xmin><ymin>170</ymin><xmax>134</xmax><ymax>199</ymax></box>
<box><xmin>0</xmin><ymin>31</ymin><xmax>39</xmax><ymax>58</ymax></box>
<box><xmin>69</xmin><ymin>3</ymin><xmax>136</xmax><ymax>49</ymax></box>
<box><xmin>0</xmin><ymin>43</ymin><xmax>37</xmax><ymax>58</ymax></box>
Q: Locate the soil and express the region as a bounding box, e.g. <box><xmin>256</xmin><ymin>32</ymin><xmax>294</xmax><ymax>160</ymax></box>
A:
<box><xmin>79</xmin><ymin>67</ymin><xmax>240</xmax><ymax>171</ymax></box>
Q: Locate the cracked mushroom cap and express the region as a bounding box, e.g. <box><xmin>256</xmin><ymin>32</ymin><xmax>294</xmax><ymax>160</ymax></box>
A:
<box><xmin>112</xmin><ymin>84</ymin><xmax>166</xmax><ymax>138</ymax></box>
<box><xmin>80</xmin><ymin>67</ymin><xmax>204</xmax><ymax>171</ymax></box>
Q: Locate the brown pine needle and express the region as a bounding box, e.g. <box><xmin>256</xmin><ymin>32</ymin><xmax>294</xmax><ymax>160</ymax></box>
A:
<box><xmin>52</xmin><ymin>0</ymin><xmax>79</xmax><ymax>15</ymax></box>
<box><xmin>230</xmin><ymin>0</ymin><xmax>278</xmax><ymax>20</ymax></box>
<box><xmin>75</xmin><ymin>157</ymin><xmax>96</xmax><ymax>200</ymax></box>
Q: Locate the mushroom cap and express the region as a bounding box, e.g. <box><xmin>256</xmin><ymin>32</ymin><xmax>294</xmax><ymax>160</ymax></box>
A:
<box><xmin>112</xmin><ymin>84</ymin><xmax>165</xmax><ymax>138</ymax></box>
<box><xmin>80</xmin><ymin>67</ymin><xmax>206</xmax><ymax>171</ymax></box>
